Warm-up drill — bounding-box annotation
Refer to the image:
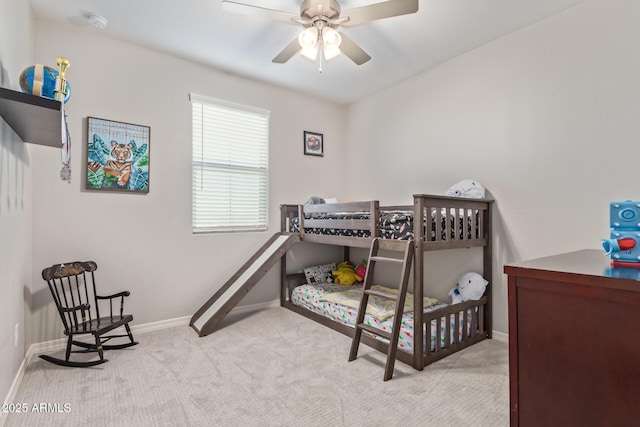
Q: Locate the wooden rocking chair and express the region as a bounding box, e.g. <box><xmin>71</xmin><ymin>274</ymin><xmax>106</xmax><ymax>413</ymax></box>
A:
<box><xmin>41</xmin><ymin>261</ymin><xmax>138</xmax><ymax>367</ymax></box>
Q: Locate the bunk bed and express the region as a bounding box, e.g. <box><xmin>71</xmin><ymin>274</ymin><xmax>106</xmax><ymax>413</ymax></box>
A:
<box><xmin>279</xmin><ymin>194</ymin><xmax>493</xmax><ymax>371</ymax></box>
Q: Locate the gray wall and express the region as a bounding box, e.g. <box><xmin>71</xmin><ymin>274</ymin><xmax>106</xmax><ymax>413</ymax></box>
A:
<box><xmin>0</xmin><ymin>0</ymin><xmax>33</xmax><ymax>407</ymax></box>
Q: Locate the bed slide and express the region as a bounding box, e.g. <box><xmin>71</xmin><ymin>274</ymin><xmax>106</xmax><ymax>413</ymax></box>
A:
<box><xmin>190</xmin><ymin>232</ymin><xmax>300</xmax><ymax>337</ymax></box>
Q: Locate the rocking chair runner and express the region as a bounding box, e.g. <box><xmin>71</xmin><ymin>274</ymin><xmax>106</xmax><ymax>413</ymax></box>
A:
<box><xmin>41</xmin><ymin>261</ymin><xmax>138</xmax><ymax>367</ymax></box>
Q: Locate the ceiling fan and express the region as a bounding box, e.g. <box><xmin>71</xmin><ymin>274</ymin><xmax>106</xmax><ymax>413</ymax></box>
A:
<box><xmin>221</xmin><ymin>0</ymin><xmax>419</xmax><ymax>67</ymax></box>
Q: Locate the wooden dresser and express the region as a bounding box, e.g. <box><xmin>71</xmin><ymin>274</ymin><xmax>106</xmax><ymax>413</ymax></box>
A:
<box><xmin>504</xmin><ymin>249</ymin><xmax>640</xmax><ymax>427</ymax></box>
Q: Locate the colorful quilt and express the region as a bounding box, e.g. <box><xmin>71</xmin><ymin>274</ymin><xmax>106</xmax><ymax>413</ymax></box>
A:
<box><xmin>291</xmin><ymin>282</ymin><xmax>469</xmax><ymax>353</ymax></box>
<box><xmin>320</xmin><ymin>285</ymin><xmax>441</xmax><ymax>321</ymax></box>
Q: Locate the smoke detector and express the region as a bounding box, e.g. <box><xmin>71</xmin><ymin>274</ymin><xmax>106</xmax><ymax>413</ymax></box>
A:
<box><xmin>86</xmin><ymin>13</ymin><xmax>108</xmax><ymax>30</ymax></box>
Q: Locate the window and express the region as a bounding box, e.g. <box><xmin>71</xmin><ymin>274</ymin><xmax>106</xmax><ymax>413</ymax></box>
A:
<box><xmin>191</xmin><ymin>94</ymin><xmax>269</xmax><ymax>233</ymax></box>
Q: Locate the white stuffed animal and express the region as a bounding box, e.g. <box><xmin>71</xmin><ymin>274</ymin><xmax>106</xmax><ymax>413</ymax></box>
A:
<box><xmin>449</xmin><ymin>272</ymin><xmax>488</xmax><ymax>304</ymax></box>
<box><xmin>446</xmin><ymin>179</ymin><xmax>486</xmax><ymax>199</ymax></box>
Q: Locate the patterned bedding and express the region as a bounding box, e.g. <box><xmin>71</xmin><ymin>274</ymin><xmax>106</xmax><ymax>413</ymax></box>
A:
<box><xmin>289</xmin><ymin>210</ymin><xmax>477</xmax><ymax>241</ymax></box>
<box><xmin>291</xmin><ymin>282</ymin><xmax>470</xmax><ymax>353</ymax></box>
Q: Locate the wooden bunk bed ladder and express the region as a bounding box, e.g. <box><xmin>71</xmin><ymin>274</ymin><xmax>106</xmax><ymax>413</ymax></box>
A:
<box><xmin>348</xmin><ymin>238</ymin><xmax>414</xmax><ymax>381</ymax></box>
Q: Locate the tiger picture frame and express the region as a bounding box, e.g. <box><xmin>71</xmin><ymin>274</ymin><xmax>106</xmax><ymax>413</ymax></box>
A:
<box><xmin>86</xmin><ymin>117</ymin><xmax>150</xmax><ymax>193</ymax></box>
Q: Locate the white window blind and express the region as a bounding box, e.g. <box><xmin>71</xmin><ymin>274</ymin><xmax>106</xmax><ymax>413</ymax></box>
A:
<box><xmin>191</xmin><ymin>94</ymin><xmax>269</xmax><ymax>233</ymax></box>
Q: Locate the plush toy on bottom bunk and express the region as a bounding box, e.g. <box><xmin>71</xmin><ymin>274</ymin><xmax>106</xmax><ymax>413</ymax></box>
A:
<box><xmin>354</xmin><ymin>259</ymin><xmax>367</xmax><ymax>282</ymax></box>
<box><xmin>332</xmin><ymin>261</ymin><xmax>364</xmax><ymax>285</ymax></box>
<box><xmin>448</xmin><ymin>272</ymin><xmax>489</xmax><ymax>304</ymax></box>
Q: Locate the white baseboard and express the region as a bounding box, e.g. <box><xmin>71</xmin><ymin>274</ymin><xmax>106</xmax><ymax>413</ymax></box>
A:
<box><xmin>0</xmin><ymin>357</ymin><xmax>28</xmax><ymax>427</ymax></box>
<box><xmin>491</xmin><ymin>330</ymin><xmax>508</xmax><ymax>343</ymax></box>
<box><xmin>1</xmin><ymin>299</ymin><xmax>280</xmax><ymax>426</ymax></box>
<box><xmin>131</xmin><ymin>315</ymin><xmax>191</xmax><ymax>335</ymax></box>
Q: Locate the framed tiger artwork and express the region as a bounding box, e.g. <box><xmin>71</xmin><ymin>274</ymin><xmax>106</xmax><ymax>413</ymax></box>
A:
<box><xmin>86</xmin><ymin>117</ymin><xmax>150</xmax><ymax>193</ymax></box>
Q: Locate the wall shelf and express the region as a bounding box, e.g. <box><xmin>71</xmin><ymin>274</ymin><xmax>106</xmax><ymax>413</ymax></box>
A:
<box><xmin>0</xmin><ymin>87</ymin><xmax>62</xmax><ymax>147</ymax></box>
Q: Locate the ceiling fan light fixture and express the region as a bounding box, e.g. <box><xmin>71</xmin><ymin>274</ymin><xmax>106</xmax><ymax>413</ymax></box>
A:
<box><xmin>298</xmin><ymin>26</ymin><xmax>319</xmax><ymax>61</ymax></box>
<box><xmin>322</xmin><ymin>27</ymin><xmax>342</xmax><ymax>60</ymax></box>
<box><xmin>298</xmin><ymin>27</ymin><xmax>318</xmax><ymax>49</ymax></box>
<box><xmin>301</xmin><ymin>45</ymin><xmax>319</xmax><ymax>61</ymax></box>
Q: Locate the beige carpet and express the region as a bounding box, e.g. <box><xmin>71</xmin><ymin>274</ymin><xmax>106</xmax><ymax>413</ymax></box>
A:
<box><xmin>7</xmin><ymin>307</ymin><xmax>508</xmax><ymax>426</ymax></box>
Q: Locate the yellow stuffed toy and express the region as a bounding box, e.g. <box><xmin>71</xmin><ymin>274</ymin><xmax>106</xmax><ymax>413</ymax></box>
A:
<box><xmin>332</xmin><ymin>261</ymin><xmax>364</xmax><ymax>285</ymax></box>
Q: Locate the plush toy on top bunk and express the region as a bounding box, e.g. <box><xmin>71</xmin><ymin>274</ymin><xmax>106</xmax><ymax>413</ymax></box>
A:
<box><xmin>446</xmin><ymin>179</ymin><xmax>486</xmax><ymax>199</ymax></box>
<box><xmin>448</xmin><ymin>272</ymin><xmax>488</xmax><ymax>304</ymax></box>
<box><xmin>332</xmin><ymin>261</ymin><xmax>364</xmax><ymax>285</ymax></box>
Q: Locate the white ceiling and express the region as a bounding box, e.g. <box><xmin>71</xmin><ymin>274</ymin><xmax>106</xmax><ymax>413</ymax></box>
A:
<box><xmin>30</xmin><ymin>0</ymin><xmax>585</xmax><ymax>105</ymax></box>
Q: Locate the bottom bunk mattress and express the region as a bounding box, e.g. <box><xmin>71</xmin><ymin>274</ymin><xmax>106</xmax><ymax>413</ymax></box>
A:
<box><xmin>291</xmin><ymin>282</ymin><xmax>470</xmax><ymax>353</ymax></box>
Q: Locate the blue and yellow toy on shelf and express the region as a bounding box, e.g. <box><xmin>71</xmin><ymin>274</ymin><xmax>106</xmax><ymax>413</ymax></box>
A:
<box><xmin>602</xmin><ymin>200</ymin><xmax>640</xmax><ymax>267</ymax></box>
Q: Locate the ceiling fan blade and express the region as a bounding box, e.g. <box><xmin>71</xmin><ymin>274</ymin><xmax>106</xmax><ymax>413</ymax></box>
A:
<box><xmin>341</xmin><ymin>0</ymin><xmax>419</xmax><ymax>27</ymax></box>
<box><xmin>272</xmin><ymin>38</ymin><xmax>302</xmax><ymax>64</ymax></box>
<box><xmin>338</xmin><ymin>32</ymin><xmax>371</xmax><ymax>65</ymax></box>
<box><xmin>222</xmin><ymin>1</ymin><xmax>298</xmax><ymax>24</ymax></box>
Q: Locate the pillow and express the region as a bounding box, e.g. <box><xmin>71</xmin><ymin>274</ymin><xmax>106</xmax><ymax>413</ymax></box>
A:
<box><xmin>445</xmin><ymin>179</ymin><xmax>486</xmax><ymax>199</ymax></box>
<box><xmin>304</xmin><ymin>196</ymin><xmax>325</xmax><ymax>205</ymax></box>
<box><xmin>304</xmin><ymin>263</ymin><xmax>336</xmax><ymax>285</ymax></box>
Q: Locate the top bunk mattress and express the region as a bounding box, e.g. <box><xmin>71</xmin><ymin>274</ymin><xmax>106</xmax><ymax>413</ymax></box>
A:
<box><xmin>289</xmin><ymin>210</ymin><xmax>477</xmax><ymax>241</ymax></box>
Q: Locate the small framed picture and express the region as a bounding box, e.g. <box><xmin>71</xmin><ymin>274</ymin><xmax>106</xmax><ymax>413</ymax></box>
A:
<box><xmin>304</xmin><ymin>131</ymin><xmax>323</xmax><ymax>157</ymax></box>
<box><xmin>86</xmin><ymin>117</ymin><xmax>150</xmax><ymax>193</ymax></box>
